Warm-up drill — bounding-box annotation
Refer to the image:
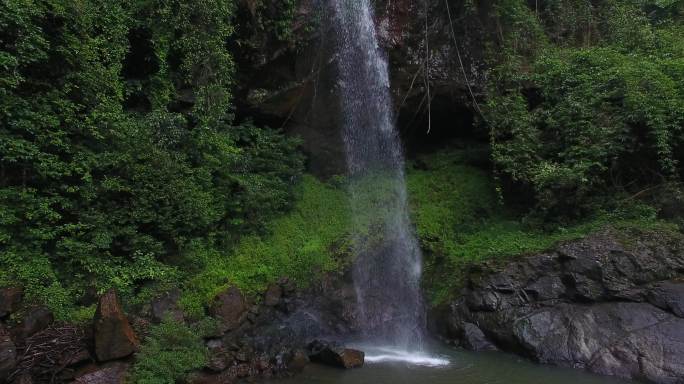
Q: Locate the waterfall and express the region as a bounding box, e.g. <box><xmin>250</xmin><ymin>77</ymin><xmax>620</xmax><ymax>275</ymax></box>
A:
<box><xmin>329</xmin><ymin>0</ymin><xmax>426</xmax><ymax>350</ymax></box>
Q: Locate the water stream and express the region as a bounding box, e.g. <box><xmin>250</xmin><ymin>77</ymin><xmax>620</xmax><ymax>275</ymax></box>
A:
<box><xmin>330</xmin><ymin>0</ymin><xmax>426</xmax><ymax>355</ymax></box>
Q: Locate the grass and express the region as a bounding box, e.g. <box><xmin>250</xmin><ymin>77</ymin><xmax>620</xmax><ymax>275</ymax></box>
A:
<box><xmin>179</xmin><ymin>175</ymin><xmax>352</xmax><ymax>317</ymax></box>
<box><xmin>406</xmin><ymin>148</ymin><xmax>676</xmax><ymax>304</ymax></box>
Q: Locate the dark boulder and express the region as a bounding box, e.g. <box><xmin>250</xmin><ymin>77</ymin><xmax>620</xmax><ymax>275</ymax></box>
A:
<box><xmin>285</xmin><ymin>349</ymin><xmax>309</xmax><ymax>372</ymax></box>
<box><xmin>432</xmin><ymin>229</ymin><xmax>684</xmax><ymax>383</ymax></box>
<box><xmin>0</xmin><ymin>287</ymin><xmax>22</xmax><ymax>318</ymax></box>
<box><xmin>14</xmin><ymin>307</ymin><xmax>53</xmax><ymax>341</ymax></box>
<box><xmin>0</xmin><ymin>325</ymin><xmax>16</xmax><ymax>383</ymax></box>
<box><xmin>307</xmin><ymin>340</ymin><xmax>364</xmax><ymax>369</ymax></box>
<box><xmin>73</xmin><ymin>362</ymin><xmax>129</xmax><ymax>384</ymax></box>
<box><xmin>150</xmin><ymin>289</ymin><xmax>184</xmax><ymax>323</ymax></box>
<box><xmin>263</xmin><ymin>284</ymin><xmax>282</xmax><ymax>307</ymax></box>
<box><xmin>93</xmin><ymin>290</ymin><xmax>138</xmax><ymax>362</ymax></box>
<box><xmin>210</xmin><ymin>287</ymin><xmax>248</xmax><ymax>331</ymax></box>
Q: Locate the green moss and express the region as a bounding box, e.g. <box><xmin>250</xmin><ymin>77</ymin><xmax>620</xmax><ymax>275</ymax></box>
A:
<box><xmin>406</xmin><ymin>148</ymin><xmax>674</xmax><ymax>305</ymax></box>
<box><xmin>179</xmin><ymin>175</ymin><xmax>351</xmax><ymax>317</ymax></box>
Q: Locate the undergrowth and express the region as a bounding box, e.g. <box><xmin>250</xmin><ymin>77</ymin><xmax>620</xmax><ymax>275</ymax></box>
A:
<box><xmin>407</xmin><ymin>148</ymin><xmax>676</xmax><ymax>305</ymax></box>
<box><xmin>179</xmin><ymin>175</ymin><xmax>351</xmax><ymax>318</ymax></box>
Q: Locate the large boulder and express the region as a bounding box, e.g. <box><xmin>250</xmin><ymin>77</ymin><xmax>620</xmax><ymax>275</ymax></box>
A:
<box><xmin>93</xmin><ymin>290</ymin><xmax>138</xmax><ymax>362</ymax></box>
<box><xmin>210</xmin><ymin>287</ymin><xmax>248</xmax><ymax>331</ymax></box>
<box><xmin>0</xmin><ymin>287</ymin><xmax>22</xmax><ymax>318</ymax></box>
<box><xmin>307</xmin><ymin>340</ymin><xmax>364</xmax><ymax>369</ymax></box>
<box><xmin>432</xmin><ymin>229</ymin><xmax>684</xmax><ymax>383</ymax></box>
<box><xmin>13</xmin><ymin>306</ymin><xmax>53</xmax><ymax>341</ymax></box>
<box><xmin>0</xmin><ymin>325</ymin><xmax>16</xmax><ymax>383</ymax></box>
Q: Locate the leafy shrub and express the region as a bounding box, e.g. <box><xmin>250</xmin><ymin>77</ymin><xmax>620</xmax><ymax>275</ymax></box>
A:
<box><xmin>484</xmin><ymin>0</ymin><xmax>684</xmax><ymax>218</ymax></box>
<box><xmin>131</xmin><ymin>318</ymin><xmax>211</xmax><ymax>384</ymax></box>
<box><xmin>0</xmin><ymin>0</ymin><xmax>304</xmax><ymax>320</ymax></box>
<box><xmin>180</xmin><ymin>175</ymin><xmax>351</xmax><ymax>317</ymax></box>
<box><xmin>407</xmin><ymin>148</ymin><xmax>672</xmax><ymax>304</ymax></box>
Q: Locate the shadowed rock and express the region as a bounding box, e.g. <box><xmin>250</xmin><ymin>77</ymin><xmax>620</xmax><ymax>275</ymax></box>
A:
<box><xmin>210</xmin><ymin>287</ymin><xmax>248</xmax><ymax>331</ymax></box>
<box><xmin>0</xmin><ymin>325</ymin><xmax>16</xmax><ymax>383</ymax></box>
<box><xmin>150</xmin><ymin>289</ymin><xmax>184</xmax><ymax>323</ymax></box>
<box><xmin>308</xmin><ymin>340</ymin><xmax>364</xmax><ymax>369</ymax></box>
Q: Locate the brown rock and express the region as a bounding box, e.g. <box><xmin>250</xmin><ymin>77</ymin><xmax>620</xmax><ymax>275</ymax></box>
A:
<box><xmin>0</xmin><ymin>287</ymin><xmax>22</xmax><ymax>318</ymax></box>
<box><xmin>13</xmin><ymin>373</ymin><xmax>33</xmax><ymax>384</ymax></box>
<box><xmin>0</xmin><ymin>325</ymin><xmax>16</xmax><ymax>383</ymax></box>
<box><xmin>263</xmin><ymin>284</ymin><xmax>282</xmax><ymax>307</ymax></box>
<box><xmin>209</xmin><ymin>287</ymin><xmax>247</xmax><ymax>330</ymax></box>
<box><xmin>308</xmin><ymin>340</ymin><xmax>364</xmax><ymax>369</ymax></box>
<box><xmin>73</xmin><ymin>362</ymin><xmax>129</xmax><ymax>384</ymax></box>
<box><xmin>93</xmin><ymin>290</ymin><xmax>138</xmax><ymax>362</ymax></box>
<box><xmin>287</xmin><ymin>349</ymin><xmax>310</xmax><ymax>372</ymax></box>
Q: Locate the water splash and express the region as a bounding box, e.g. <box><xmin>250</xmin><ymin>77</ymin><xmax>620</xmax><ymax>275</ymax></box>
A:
<box><xmin>328</xmin><ymin>0</ymin><xmax>428</xmax><ymax>352</ymax></box>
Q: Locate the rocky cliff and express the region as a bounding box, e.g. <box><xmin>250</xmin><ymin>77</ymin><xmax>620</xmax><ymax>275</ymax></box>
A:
<box><xmin>430</xmin><ymin>228</ymin><xmax>684</xmax><ymax>384</ymax></box>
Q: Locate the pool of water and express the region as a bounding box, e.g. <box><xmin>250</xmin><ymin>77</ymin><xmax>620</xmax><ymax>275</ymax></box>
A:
<box><xmin>279</xmin><ymin>344</ymin><xmax>630</xmax><ymax>384</ymax></box>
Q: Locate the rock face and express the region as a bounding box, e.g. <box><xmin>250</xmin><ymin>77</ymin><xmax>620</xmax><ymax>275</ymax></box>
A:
<box><xmin>431</xmin><ymin>229</ymin><xmax>684</xmax><ymax>383</ymax></box>
<box><xmin>93</xmin><ymin>290</ymin><xmax>138</xmax><ymax>362</ymax></box>
<box><xmin>307</xmin><ymin>340</ymin><xmax>364</xmax><ymax>369</ymax></box>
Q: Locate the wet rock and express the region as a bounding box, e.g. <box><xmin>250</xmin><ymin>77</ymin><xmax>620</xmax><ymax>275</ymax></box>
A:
<box><xmin>73</xmin><ymin>362</ymin><xmax>129</xmax><ymax>384</ymax></box>
<box><xmin>0</xmin><ymin>326</ymin><xmax>16</xmax><ymax>383</ymax></box>
<box><xmin>263</xmin><ymin>284</ymin><xmax>282</xmax><ymax>307</ymax></box>
<box><xmin>210</xmin><ymin>287</ymin><xmax>248</xmax><ymax>331</ymax></box>
<box><xmin>461</xmin><ymin>323</ymin><xmax>497</xmax><ymax>352</ymax></box>
<box><xmin>0</xmin><ymin>287</ymin><xmax>22</xmax><ymax>318</ymax></box>
<box><xmin>307</xmin><ymin>340</ymin><xmax>364</xmax><ymax>369</ymax></box>
<box><xmin>150</xmin><ymin>289</ymin><xmax>184</xmax><ymax>323</ymax></box>
<box><xmin>286</xmin><ymin>349</ymin><xmax>309</xmax><ymax>372</ymax></box>
<box><xmin>15</xmin><ymin>306</ymin><xmax>53</xmax><ymax>340</ymax></box>
<box><xmin>433</xmin><ymin>229</ymin><xmax>684</xmax><ymax>383</ymax></box>
<box><xmin>93</xmin><ymin>290</ymin><xmax>138</xmax><ymax>362</ymax></box>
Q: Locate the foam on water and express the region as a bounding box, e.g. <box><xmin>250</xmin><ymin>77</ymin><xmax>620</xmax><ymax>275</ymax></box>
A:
<box><xmin>357</xmin><ymin>346</ymin><xmax>451</xmax><ymax>367</ymax></box>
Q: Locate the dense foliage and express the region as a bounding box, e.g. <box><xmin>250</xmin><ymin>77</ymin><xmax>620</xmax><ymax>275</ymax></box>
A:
<box><xmin>485</xmin><ymin>0</ymin><xmax>684</xmax><ymax>218</ymax></box>
<box><xmin>132</xmin><ymin>318</ymin><xmax>214</xmax><ymax>384</ymax></box>
<box><xmin>0</xmin><ymin>0</ymin><xmax>303</xmax><ymax>319</ymax></box>
<box><xmin>408</xmin><ymin>147</ymin><xmax>676</xmax><ymax>304</ymax></box>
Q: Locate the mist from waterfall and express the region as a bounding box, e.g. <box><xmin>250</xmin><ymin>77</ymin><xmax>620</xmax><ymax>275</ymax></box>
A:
<box><xmin>328</xmin><ymin>0</ymin><xmax>426</xmax><ymax>351</ymax></box>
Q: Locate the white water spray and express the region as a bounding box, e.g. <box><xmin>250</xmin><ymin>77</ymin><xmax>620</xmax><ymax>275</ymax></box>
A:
<box><xmin>328</xmin><ymin>1</ymin><xmax>442</xmax><ymax>365</ymax></box>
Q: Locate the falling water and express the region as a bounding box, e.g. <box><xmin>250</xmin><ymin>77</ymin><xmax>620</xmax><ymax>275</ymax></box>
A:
<box><xmin>329</xmin><ymin>0</ymin><xmax>427</xmax><ymax>351</ymax></box>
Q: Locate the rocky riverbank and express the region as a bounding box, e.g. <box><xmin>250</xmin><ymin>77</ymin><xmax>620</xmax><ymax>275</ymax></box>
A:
<box><xmin>430</xmin><ymin>228</ymin><xmax>684</xmax><ymax>384</ymax></box>
<box><xmin>0</xmin><ymin>273</ymin><xmax>363</xmax><ymax>384</ymax></box>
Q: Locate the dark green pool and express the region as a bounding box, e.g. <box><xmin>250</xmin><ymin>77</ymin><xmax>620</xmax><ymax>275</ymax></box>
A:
<box><xmin>280</xmin><ymin>344</ymin><xmax>630</xmax><ymax>384</ymax></box>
